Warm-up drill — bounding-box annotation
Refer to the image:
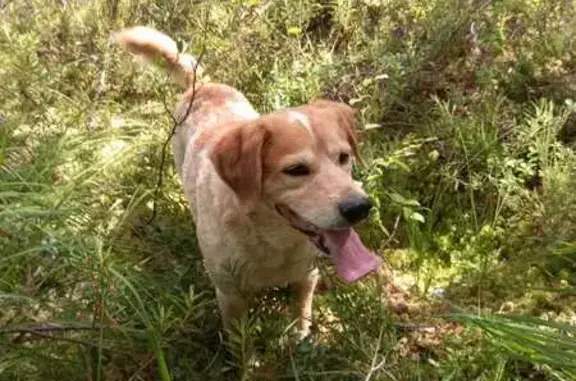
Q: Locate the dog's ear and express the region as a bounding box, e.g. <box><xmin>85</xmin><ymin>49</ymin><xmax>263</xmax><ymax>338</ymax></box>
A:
<box><xmin>209</xmin><ymin>121</ymin><xmax>269</xmax><ymax>208</ymax></box>
<box><xmin>307</xmin><ymin>100</ymin><xmax>364</xmax><ymax>167</ymax></box>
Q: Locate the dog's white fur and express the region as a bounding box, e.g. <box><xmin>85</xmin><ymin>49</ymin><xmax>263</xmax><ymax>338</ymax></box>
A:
<box><xmin>115</xmin><ymin>26</ymin><xmax>368</xmax><ymax>338</ymax></box>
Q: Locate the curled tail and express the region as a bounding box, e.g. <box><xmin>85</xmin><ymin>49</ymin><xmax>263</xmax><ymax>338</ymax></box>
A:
<box><xmin>113</xmin><ymin>26</ymin><xmax>201</xmax><ymax>88</ymax></box>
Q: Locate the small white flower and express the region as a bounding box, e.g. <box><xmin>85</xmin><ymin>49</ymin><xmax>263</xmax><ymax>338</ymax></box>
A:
<box><xmin>431</xmin><ymin>288</ymin><xmax>445</xmax><ymax>297</ymax></box>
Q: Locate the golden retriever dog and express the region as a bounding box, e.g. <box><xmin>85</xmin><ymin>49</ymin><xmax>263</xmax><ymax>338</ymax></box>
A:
<box><xmin>114</xmin><ymin>26</ymin><xmax>382</xmax><ymax>339</ymax></box>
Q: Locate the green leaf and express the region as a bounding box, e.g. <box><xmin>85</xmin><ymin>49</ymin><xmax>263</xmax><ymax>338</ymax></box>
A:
<box><xmin>410</xmin><ymin>212</ymin><xmax>425</xmax><ymax>223</ymax></box>
<box><xmin>287</xmin><ymin>27</ymin><xmax>302</xmax><ymax>36</ymax></box>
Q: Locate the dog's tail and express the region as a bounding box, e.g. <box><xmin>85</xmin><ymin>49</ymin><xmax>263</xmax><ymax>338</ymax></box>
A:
<box><xmin>113</xmin><ymin>26</ymin><xmax>201</xmax><ymax>88</ymax></box>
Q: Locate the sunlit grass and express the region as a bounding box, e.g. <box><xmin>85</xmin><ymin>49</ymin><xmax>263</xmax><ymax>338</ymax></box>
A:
<box><xmin>1</xmin><ymin>0</ymin><xmax>576</xmax><ymax>380</ymax></box>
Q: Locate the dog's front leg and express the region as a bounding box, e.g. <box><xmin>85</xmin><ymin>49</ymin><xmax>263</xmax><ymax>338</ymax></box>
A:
<box><xmin>216</xmin><ymin>288</ymin><xmax>248</xmax><ymax>333</ymax></box>
<box><xmin>291</xmin><ymin>268</ymin><xmax>319</xmax><ymax>340</ymax></box>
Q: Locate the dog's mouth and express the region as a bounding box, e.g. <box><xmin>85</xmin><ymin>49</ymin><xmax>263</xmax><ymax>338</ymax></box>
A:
<box><xmin>275</xmin><ymin>204</ymin><xmax>382</xmax><ymax>283</ymax></box>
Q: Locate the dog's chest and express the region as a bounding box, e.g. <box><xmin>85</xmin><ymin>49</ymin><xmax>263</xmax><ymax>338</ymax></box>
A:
<box><xmin>210</xmin><ymin>222</ymin><xmax>317</xmax><ymax>290</ymax></box>
<box><xmin>195</xmin><ymin>207</ymin><xmax>317</xmax><ymax>290</ymax></box>
<box><xmin>239</xmin><ymin>236</ymin><xmax>316</xmax><ymax>288</ymax></box>
<box><xmin>181</xmin><ymin>146</ymin><xmax>317</xmax><ymax>291</ymax></box>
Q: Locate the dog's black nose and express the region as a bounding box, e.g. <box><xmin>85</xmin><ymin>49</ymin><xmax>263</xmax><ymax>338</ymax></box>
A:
<box><xmin>338</xmin><ymin>195</ymin><xmax>373</xmax><ymax>224</ymax></box>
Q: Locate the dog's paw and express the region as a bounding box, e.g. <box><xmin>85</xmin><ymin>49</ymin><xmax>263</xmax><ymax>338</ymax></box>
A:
<box><xmin>294</xmin><ymin>327</ymin><xmax>310</xmax><ymax>342</ymax></box>
<box><xmin>279</xmin><ymin>327</ymin><xmax>315</xmax><ymax>348</ymax></box>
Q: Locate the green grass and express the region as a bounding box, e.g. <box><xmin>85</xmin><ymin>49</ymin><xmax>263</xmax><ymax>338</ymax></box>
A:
<box><xmin>1</xmin><ymin>0</ymin><xmax>576</xmax><ymax>380</ymax></box>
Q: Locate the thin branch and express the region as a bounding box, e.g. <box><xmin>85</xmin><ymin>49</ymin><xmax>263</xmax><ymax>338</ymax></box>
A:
<box><xmin>0</xmin><ymin>323</ymin><xmax>103</xmax><ymax>334</ymax></box>
<box><xmin>146</xmin><ymin>14</ymin><xmax>210</xmax><ymax>225</ymax></box>
<box><xmin>366</xmin><ymin>358</ymin><xmax>394</xmax><ymax>381</ymax></box>
<box><xmin>394</xmin><ymin>323</ymin><xmax>439</xmax><ymax>332</ymax></box>
<box><xmin>127</xmin><ymin>355</ymin><xmax>156</xmax><ymax>381</ymax></box>
<box><xmin>381</xmin><ymin>214</ymin><xmax>401</xmax><ymax>250</ymax></box>
<box><xmin>2</xmin><ymin>323</ymin><xmax>145</xmax><ymax>357</ymax></box>
<box><xmin>13</xmin><ymin>329</ymin><xmax>101</xmax><ymax>348</ymax></box>
<box><xmin>364</xmin><ymin>325</ymin><xmax>385</xmax><ymax>381</ymax></box>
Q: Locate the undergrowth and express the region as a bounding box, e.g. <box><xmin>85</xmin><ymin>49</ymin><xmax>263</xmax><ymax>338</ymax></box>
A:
<box><xmin>1</xmin><ymin>0</ymin><xmax>576</xmax><ymax>380</ymax></box>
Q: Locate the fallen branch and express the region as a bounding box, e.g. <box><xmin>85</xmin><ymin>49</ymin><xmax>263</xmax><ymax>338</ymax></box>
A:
<box><xmin>0</xmin><ymin>322</ymin><xmax>103</xmax><ymax>334</ymax></box>
<box><xmin>12</xmin><ymin>329</ymin><xmax>100</xmax><ymax>348</ymax></box>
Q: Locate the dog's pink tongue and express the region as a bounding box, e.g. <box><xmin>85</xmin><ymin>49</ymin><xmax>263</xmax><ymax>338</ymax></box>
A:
<box><xmin>323</xmin><ymin>229</ymin><xmax>382</xmax><ymax>283</ymax></box>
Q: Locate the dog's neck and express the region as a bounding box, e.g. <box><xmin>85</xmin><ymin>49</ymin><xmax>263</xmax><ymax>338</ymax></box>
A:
<box><xmin>235</xmin><ymin>199</ymin><xmax>311</xmax><ymax>250</ymax></box>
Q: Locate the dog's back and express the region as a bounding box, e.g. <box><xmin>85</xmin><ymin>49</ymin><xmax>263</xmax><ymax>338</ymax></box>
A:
<box><xmin>113</xmin><ymin>27</ymin><xmax>259</xmax><ymax>177</ymax></box>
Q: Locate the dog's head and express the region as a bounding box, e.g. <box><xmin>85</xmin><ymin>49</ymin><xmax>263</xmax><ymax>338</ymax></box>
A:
<box><xmin>209</xmin><ymin>100</ymin><xmax>372</xmax><ymax>231</ymax></box>
<box><xmin>210</xmin><ymin>100</ymin><xmax>382</xmax><ymax>282</ymax></box>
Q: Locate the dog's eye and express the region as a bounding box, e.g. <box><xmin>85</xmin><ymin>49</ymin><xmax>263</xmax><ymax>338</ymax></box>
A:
<box><xmin>339</xmin><ymin>152</ymin><xmax>351</xmax><ymax>165</ymax></box>
<box><xmin>283</xmin><ymin>164</ymin><xmax>310</xmax><ymax>177</ymax></box>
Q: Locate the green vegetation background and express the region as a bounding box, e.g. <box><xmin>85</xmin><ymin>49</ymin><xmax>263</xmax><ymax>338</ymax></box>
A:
<box><xmin>1</xmin><ymin>0</ymin><xmax>576</xmax><ymax>380</ymax></box>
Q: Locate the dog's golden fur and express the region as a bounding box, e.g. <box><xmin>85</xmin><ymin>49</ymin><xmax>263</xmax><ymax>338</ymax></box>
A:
<box><xmin>115</xmin><ymin>26</ymin><xmax>371</xmax><ymax>338</ymax></box>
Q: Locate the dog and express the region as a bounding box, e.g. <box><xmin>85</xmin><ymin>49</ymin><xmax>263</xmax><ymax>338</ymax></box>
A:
<box><xmin>114</xmin><ymin>26</ymin><xmax>382</xmax><ymax>339</ymax></box>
